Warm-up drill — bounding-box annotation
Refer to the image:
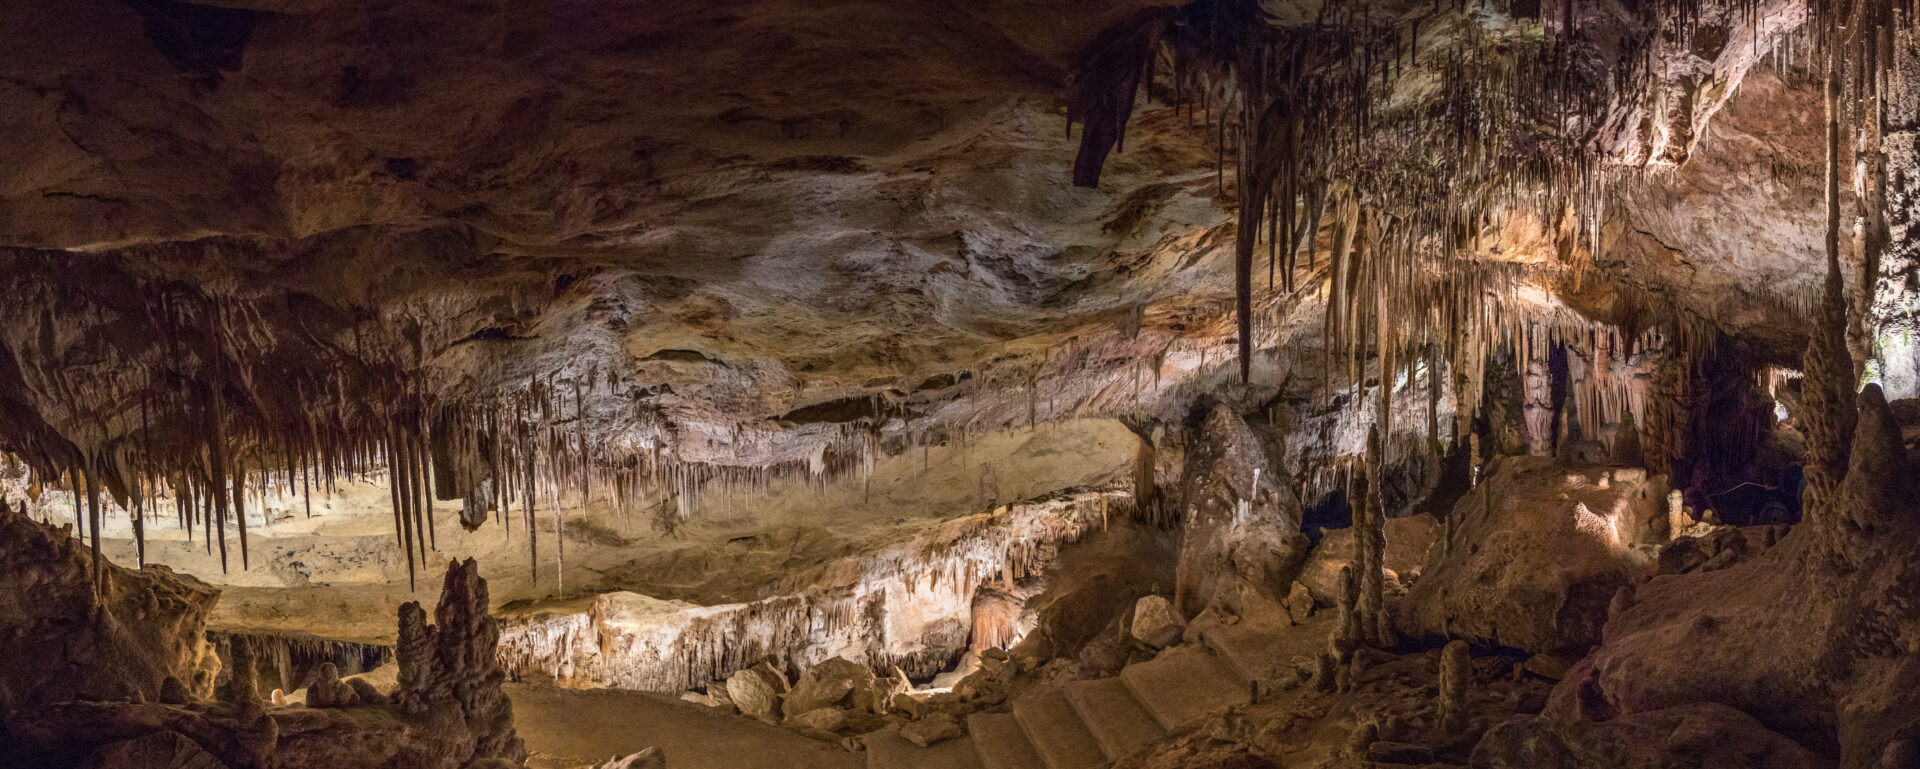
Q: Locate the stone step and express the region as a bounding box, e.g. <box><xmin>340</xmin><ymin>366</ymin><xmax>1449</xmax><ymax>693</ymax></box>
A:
<box><xmin>968</xmin><ymin>713</ymin><xmax>1047</xmax><ymax>769</ymax></box>
<box><xmin>1202</xmin><ymin>614</ymin><xmax>1331</xmax><ymax>686</ymax></box>
<box><xmin>1063</xmin><ymin>677</ymin><xmax>1165</xmax><ymax>761</ymax></box>
<box><xmin>864</xmin><ymin>725</ymin><xmax>983</xmax><ymax>769</ymax></box>
<box><xmin>1118</xmin><ymin>645</ymin><xmax>1252</xmax><ymax>730</ymax></box>
<box><xmin>1011</xmin><ymin>688</ymin><xmax>1108</xmax><ymax>769</ymax></box>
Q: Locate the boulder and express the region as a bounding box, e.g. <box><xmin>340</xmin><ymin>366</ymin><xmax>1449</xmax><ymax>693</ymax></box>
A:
<box><xmin>727</xmin><ymin>666</ymin><xmax>787</xmax><ymax>721</ymax></box>
<box><xmin>304</xmin><ymin>663</ymin><xmax>355</xmax><ymax>709</ymax></box>
<box><xmin>1299</xmin><ymin>514</ymin><xmax>1441</xmax><ymax>605</ymax></box>
<box><xmin>1397</xmin><ymin>458</ymin><xmax>1660</xmax><ymax>654</ymax></box>
<box><xmin>1285</xmin><ymin>582</ymin><xmax>1314</xmax><ymax>624</ymax></box>
<box><xmin>785</xmin><ymin>706</ymin><xmax>850</xmax><ymax>734</ymax></box>
<box><xmin>345</xmin><ymin>677</ymin><xmax>384</xmax><ymax>706</ymax></box>
<box><xmin>1130</xmin><ymin>595</ymin><xmax>1185</xmax><ymax>649</ymax></box>
<box><xmin>1520</xmin><ymin>654</ymin><xmax>1573</xmax><ymax>682</ymax></box>
<box><xmin>784</xmin><ymin>656</ymin><xmax>881</xmax><ymax>717</ymax></box>
<box><xmin>891</xmin><ymin>693</ymin><xmax>930</xmax><ymax>719</ymax></box>
<box><xmin>159</xmin><ymin>677</ymin><xmax>193</xmax><ymax>706</ymax></box>
<box><xmin>954</xmin><ymin>653</ymin><xmax>1012</xmax><ymax>706</ymax></box>
<box><xmin>900</xmin><ymin>712</ymin><xmax>962</xmax><ymax>747</ymax></box>
<box><xmin>1174</xmin><ymin>407</ymin><xmax>1308</xmax><ymax>617</ymax></box>
<box><xmin>1656</xmin><ymin>525</ymin><xmax>1786</xmax><ymax>576</ymax></box>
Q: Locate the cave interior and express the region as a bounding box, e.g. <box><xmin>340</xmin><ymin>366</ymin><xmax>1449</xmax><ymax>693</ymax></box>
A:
<box><xmin>4</xmin><ymin>0</ymin><xmax>1920</xmax><ymax>768</ymax></box>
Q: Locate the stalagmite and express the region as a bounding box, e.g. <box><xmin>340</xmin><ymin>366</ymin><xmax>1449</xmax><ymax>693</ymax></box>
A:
<box><xmin>1354</xmin><ymin>427</ymin><xmax>1388</xmax><ymax>648</ymax></box>
<box><xmin>1438</xmin><ymin>640</ymin><xmax>1471</xmax><ymax>734</ymax></box>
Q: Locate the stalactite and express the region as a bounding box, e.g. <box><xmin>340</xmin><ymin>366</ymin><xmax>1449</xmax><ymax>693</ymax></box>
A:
<box><xmin>391</xmin><ymin>420</ymin><xmax>418</xmax><ymax>591</ymax></box>
<box><xmin>413</xmin><ymin>427</ymin><xmax>433</xmax><ymax>557</ymax></box>
<box><xmin>83</xmin><ymin>463</ymin><xmax>102</xmax><ymax>587</ymax></box>
<box><xmin>1803</xmin><ymin>26</ymin><xmax>1860</xmax><ymax>520</ymax></box>
<box><xmin>207</xmin><ymin>382</ymin><xmax>231</xmax><ymax>574</ymax></box>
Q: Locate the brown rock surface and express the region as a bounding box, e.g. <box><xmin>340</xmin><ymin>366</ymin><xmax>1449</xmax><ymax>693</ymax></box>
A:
<box><xmin>784</xmin><ymin>657</ymin><xmax>880</xmax><ymax>718</ymax></box>
<box><xmin>1548</xmin><ymin>387</ymin><xmax>1920</xmax><ymax>764</ymax></box>
<box><xmin>0</xmin><ymin>500</ymin><xmax>219</xmax><ymax>710</ymax></box>
<box><xmin>899</xmin><ymin>712</ymin><xmax>963</xmax><ymax>748</ymax></box>
<box><xmin>728</xmin><ymin>666</ymin><xmax>788</xmax><ymax>722</ymax></box>
<box><xmin>1398</xmin><ymin>459</ymin><xmax>1663</xmax><ymax>655</ymax></box>
<box><xmin>1297</xmin><ymin>514</ymin><xmax>1440</xmax><ymax>607</ymax></box>
<box><xmin>1174</xmin><ymin>406</ymin><xmax>1307</xmax><ymax>618</ymax></box>
<box><xmin>79</xmin><ymin>731</ymin><xmax>230</xmax><ymax>769</ymax></box>
<box><xmin>0</xmin><ymin>554</ymin><xmax>529</xmax><ymax>769</ymax></box>
<box><xmin>1473</xmin><ymin>703</ymin><xmax>1832</xmax><ymax>769</ymax></box>
<box><xmin>1130</xmin><ymin>594</ymin><xmax>1186</xmax><ymax>649</ymax></box>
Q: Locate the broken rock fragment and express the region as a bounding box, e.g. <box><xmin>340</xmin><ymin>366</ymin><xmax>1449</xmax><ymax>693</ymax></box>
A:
<box><xmin>900</xmin><ymin>712</ymin><xmax>963</xmax><ymax>747</ymax></box>
<box><xmin>727</xmin><ymin>665</ymin><xmax>787</xmax><ymax>721</ymax></box>
<box><xmin>1131</xmin><ymin>594</ymin><xmax>1186</xmax><ymax>649</ymax></box>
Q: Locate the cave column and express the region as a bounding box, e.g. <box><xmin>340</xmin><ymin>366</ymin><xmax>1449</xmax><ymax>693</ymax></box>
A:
<box><xmin>1871</xmin><ymin>24</ymin><xmax>1920</xmax><ymax>398</ymax></box>
<box><xmin>1354</xmin><ymin>427</ymin><xmax>1389</xmax><ymax>647</ymax></box>
<box><xmin>1802</xmin><ymin>28</ymin><xmax>1861</xmax><ymax>522</ymax></box>
<box><xmin>1522</xmin><ymin>332</ymin><xmax>1554</xmax><ymax>457</ymax></box>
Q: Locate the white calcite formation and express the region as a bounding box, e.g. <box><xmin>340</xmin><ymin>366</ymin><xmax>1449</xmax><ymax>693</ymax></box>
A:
<box><xmin>496</xmin><ymin>490</ymin><xmax>1124</xmax><ymax>692</ymax></box>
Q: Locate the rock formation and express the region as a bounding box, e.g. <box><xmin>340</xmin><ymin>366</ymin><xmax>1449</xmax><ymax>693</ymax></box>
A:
<box><xmin>1399</xmin><ymin>459</ymin><xmax>1664</xmax><ymax>655</ymax></box>
<box><xmin>1174</xmin><ymin>406</ymin><xmax>1307</xmax><ymax>618</ymax></box>
<box><xmin>1296</xmin><ymin>513</ymin><xmax>1437</xmax><ymax>607</ymax></box>
<box><xmin>0</xmin><ymin>533</ymin><xmax>527</xmax><ymax>769</ymax></box>
<box><xmin>3</xmin><ymin>0</ymin><xmax>1920</xmax><ymax>766</ymax></box>
<box><xmin>0</xmin><ymin>499</ymin><xmax>219</xmax><ymax>712</ymax></box>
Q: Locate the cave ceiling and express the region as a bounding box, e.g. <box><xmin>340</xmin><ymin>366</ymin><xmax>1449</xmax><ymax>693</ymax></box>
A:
<box><xmin>0</xmin><ymin>0</ymin><xmax>1886</xmax><ymax>577</ymax></box>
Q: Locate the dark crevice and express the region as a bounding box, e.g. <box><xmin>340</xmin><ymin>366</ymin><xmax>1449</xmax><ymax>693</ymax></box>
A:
<box><xmin>642</xmin><ymin>349</ymin><xmax>716</xmax><ymax>364</ymax></box>
<box><xmin>122</xmin><ymin>0</ymin><xmax>261</xmax><ymax>89</ymax></box>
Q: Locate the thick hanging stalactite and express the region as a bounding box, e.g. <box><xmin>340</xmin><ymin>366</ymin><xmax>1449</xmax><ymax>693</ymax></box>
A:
<box><xmin>1802</xmin><ymin>5</ymin><xmax>1863</xmax><ymax>521</ymax></box>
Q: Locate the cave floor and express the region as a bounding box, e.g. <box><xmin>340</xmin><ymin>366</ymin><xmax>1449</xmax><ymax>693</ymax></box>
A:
<box><xmin>507</xmin><ymin>683</ymin><xmax>860</xmax><ymax>769</ymax></box>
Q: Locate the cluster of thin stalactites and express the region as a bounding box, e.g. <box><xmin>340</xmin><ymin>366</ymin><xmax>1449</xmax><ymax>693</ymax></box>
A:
<box><xmin>1066</xmin><ymin>0</ymin><xmax>1914</xmax><ymax>504</ymax></box>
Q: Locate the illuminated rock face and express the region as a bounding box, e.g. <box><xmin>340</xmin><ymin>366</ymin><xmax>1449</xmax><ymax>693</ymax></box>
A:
<box><xmin>496</xmin><ymin>491</ymin><xmax>1122</xmax><ymax>692</ymax></box>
